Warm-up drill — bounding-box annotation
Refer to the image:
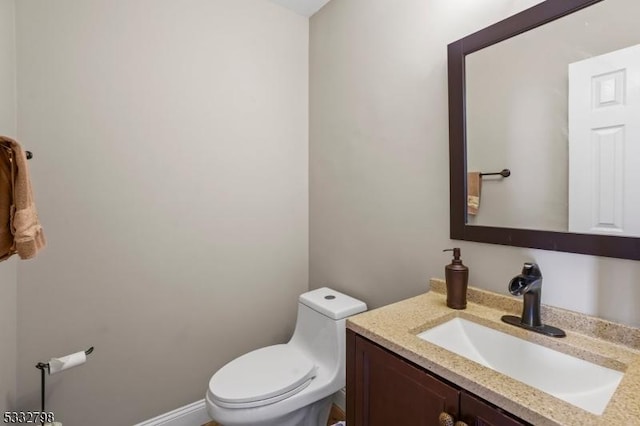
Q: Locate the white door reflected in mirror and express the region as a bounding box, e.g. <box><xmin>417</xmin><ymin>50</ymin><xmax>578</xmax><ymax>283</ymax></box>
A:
<box><xmin>568</xmin><ymin>44</ymin><xmax>640</xmax><ymax>236</ymax></box>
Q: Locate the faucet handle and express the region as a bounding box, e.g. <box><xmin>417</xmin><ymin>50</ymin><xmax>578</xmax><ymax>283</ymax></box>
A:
<box><xmin>522</xmin><ymin>262</ymin><xmax>542</xmax><ymax>277</ymax></box>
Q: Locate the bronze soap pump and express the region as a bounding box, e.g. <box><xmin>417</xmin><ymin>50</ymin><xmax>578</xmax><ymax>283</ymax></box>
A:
<box><xmin>443</xmin><ymin>248</ymin><xmax>468</xmax><ymax>309</ymax></box>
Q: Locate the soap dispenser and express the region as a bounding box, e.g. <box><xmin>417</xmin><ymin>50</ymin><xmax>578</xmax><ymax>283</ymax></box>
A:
<box><xmin>443</xmin><ymin>248</ymin><xmax>468</xmax><ymax>309</ymax></box>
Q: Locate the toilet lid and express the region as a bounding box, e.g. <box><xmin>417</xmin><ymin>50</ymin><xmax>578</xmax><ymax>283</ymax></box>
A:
<box><xmin>209</xmin><ymin>344</ymin><xmax>317</xmax><ymax>406</ymax></box>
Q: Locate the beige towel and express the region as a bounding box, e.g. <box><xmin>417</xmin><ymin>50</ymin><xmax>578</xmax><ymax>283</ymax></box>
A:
<box><xmin>467</xmin><ymin>172</ymin><xmax>482</xmax><ymax>216</ymax></box>
<box><xmin>0</xmin><ymin>136</ymin><xmax>46</xmax><ymax>260</ymax></box>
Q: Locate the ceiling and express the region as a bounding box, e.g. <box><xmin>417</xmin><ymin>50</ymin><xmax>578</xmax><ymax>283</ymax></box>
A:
<box><xmin>267</xmin><ymin>0</ymin><xmax>332</xmax><ymax>17</ymax></box>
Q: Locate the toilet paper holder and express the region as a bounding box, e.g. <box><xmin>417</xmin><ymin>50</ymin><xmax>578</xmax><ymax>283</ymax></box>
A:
<box><xmin>35</xmin><ymin>347</ymin><xmax>93</xmax><ymax>373</ymax></box>
<box><xmin>35</xmin><ymin>347</ymin><xmax>94</xmax><ymax>425</ymax></box>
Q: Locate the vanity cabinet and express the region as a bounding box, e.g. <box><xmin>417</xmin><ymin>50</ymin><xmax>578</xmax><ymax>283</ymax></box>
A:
<box><xmin>346</xmin><ymin>330</ymin><xmax>530</xmax><ymax>426</ymax></box>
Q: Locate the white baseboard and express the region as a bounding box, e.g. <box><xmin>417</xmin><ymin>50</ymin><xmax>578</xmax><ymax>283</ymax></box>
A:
<box><xmin>135</xmin><ymin>391</ymin><xmax>345</xmax><ymax>426</ymax></box>
<box><xmin>134</xmin><ymin>399</ymin><xmax>210</xmax><ymax>426</ymax></box>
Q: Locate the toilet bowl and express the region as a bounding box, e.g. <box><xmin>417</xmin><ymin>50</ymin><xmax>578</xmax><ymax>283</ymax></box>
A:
<box><xmin>205</xmin><ymin>287</ymin><xmax>367</xmax><ymax>426</ymax></box>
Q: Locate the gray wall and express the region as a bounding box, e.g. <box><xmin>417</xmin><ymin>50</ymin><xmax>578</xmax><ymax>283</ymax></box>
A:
<box><xmin>0</xmin><ymin>0</ymin><xmax>17</xmax><ymax>414</ymax></box>
<box><xmin>310</xmin><ymin>0</ymin><xmax>640</xmax><ymax>328</ymax></box>
<box><xmin>15</xmin><ymin>1</ymin><xmax>308</xmax><ymax>424</ymax></box>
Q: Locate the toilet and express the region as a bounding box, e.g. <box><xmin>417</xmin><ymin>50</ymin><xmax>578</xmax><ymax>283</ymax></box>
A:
<box><xmin>205</xmin><ymin>287</ymin><xmax>367</xmax><ymax>426</ymax></box>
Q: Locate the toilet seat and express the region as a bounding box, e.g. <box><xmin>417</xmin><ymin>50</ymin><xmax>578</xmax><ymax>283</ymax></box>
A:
<box><xmin>209</xmin><ymin>344</ymin><xmax>317</xmax><ymax>409</ymax></box>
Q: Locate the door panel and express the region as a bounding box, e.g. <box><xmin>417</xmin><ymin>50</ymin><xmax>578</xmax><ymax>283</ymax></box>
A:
<box><xmin>569</xmin><ymin>44</ymin><xmax>640</xmax><ymax>236</ymax></box>
<box><xmin>353</xmin><ymin>335</ymin><xmax>459</xmax><ymax>426</ymax></box>
<box><xmin>460</xmin><ymin>392</ymin><xmax>528</xmax><ymax>426</ymax></box>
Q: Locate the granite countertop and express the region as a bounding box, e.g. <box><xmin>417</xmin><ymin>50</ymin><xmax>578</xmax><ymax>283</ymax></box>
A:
<box><xmin>346</xmin><ymin>279</ymin><xmax>640</xmax><ymax>426</ymax></box>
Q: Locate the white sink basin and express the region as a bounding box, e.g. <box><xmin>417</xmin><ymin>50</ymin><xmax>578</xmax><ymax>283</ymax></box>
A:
<box><xmin>417</xmin><ymin>318</ymin><xmax>623</xmax><ymax>415</ymax></box>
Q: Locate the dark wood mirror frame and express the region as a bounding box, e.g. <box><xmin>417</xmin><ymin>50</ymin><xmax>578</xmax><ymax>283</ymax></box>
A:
<box><xmin>448</xmin><ymin>0</ymin><xmax>640</xmax><ymax>261</ymax></box>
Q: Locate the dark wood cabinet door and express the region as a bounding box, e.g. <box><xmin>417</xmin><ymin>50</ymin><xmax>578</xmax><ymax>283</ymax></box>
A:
<box><xmin>348</xmin><ymin>332</ymin><xmax>459</xmax><ymax>426</ymax></box>
<box><xmin>460</xmin><ymin>392</ymin><xmax>529</xmax><ymax>426</ymax></box>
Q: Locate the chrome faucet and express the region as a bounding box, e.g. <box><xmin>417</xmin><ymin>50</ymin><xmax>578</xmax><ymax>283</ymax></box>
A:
<box><xmin>501</xmin><ymin>263</ymin><xmax>565</xmax><ymax>337</ymax></box>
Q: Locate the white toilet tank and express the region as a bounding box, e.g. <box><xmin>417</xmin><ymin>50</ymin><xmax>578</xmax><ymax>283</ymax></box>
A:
<box><xmin>288</xmin><ymin>288</ymin><xmax>367</xmax><ymax>377</ymax></box>
<box><xmin>298</xmin><ymin>287</ymin><xmax>367</xmax><ymax>321</ymax></box>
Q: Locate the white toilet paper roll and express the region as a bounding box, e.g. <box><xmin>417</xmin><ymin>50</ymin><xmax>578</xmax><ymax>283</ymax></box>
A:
<box><xmin>48</xmin><ymin>351</ymin><xmax>86</xmax><ymax>375</ymax></box>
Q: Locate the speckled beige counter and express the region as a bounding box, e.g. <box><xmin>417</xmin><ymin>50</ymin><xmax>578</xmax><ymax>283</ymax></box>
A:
<box><xmin>347</xmin><ymin>279</ymin><xmax>640</xmax><ymax>426</ymax></box>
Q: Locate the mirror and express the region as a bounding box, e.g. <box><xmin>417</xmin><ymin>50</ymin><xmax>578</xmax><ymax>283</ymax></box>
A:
<box><xmin>448</xmin><ymin>0</ymin><xmax>640</xmax><ymax>260</ymax></box>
